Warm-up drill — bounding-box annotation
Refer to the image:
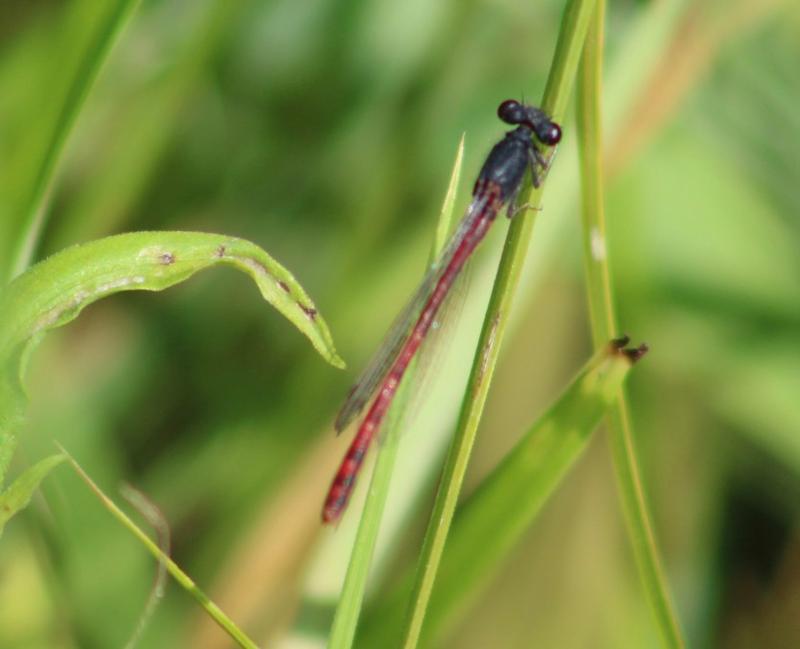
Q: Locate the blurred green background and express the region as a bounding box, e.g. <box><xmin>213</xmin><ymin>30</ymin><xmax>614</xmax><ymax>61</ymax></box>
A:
<box><xmin>1</xmin><ymin>0</ymin><xmax>799</xmax><ymax>647</ymax></box>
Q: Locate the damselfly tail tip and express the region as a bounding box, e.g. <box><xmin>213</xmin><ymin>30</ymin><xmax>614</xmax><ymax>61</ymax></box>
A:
<box><xmin>322</xmin><ymin>504</ymin><xmax>342</xmax><ymax>525</ymax></box>
<box><xmin>322</xmin><ymin>484</ymin><xmax>349</xmax><ymax>524</ymax></box>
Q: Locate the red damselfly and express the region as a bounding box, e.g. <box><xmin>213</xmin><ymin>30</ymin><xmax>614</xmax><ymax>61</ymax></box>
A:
<box><xmin>323</xmin><ymin>100</ymin><xmax>562</xmax><ymax>524</ymax></box>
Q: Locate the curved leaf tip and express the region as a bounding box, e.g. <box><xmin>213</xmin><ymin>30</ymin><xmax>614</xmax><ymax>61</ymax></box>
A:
<box><xmin>0</xmin><ymin>231</ymin><xmax>345</xmax><ymax>381</ymax></box>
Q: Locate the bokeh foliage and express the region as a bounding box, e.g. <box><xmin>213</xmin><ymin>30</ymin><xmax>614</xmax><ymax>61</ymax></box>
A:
<box><xmin>1</xmin><ymin>0</ymin><xmax>798</xmax><ymax>647</ymax></box>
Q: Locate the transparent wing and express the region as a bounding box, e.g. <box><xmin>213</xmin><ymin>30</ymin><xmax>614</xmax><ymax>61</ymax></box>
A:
<box><xmin>334</xmin><ymin>270</ymin><xmax>436</xmax><ymax>432</ymax></box>
<box><xmin>334</xmin><ymin>192</ymin><xmax>491</xmax><ymax>433</ymax></box>
<box><xmin>375</xmin><ymin>258</ymin><xmax>471</xmax><ymax>445</ymax></box>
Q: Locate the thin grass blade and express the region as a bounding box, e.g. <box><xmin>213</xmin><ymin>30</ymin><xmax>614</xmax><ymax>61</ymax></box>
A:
<box><xmin>7</xmin><ymin>0</ymin><xmax>143</xmax><ymax>280</ymax></box>
<box><xmin>576</xmin><ymin>3</ymin><xmax>685</xmax><ymax>646</ymax></box>
<box><xmin>59</xmin><ymin>447</ymin><xmax>259</xmax><ymax>649</ymax></box>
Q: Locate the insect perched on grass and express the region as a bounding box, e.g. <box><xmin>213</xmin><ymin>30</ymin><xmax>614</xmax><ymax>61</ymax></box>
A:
<box><xmin>323</xmin><ymin>100</ymin><xmax>562</xmax><ymax>524</ymax></box>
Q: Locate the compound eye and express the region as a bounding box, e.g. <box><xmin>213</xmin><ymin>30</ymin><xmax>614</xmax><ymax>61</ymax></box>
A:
<box><xmin>537</xmin><ymin>122</ymin><xmax>562</xmax><ymax>145</ymax></box>
<box><xmin>497</xmin><ymin>99</ymin><xmax>524</xmax><ymax>125</ymax></box>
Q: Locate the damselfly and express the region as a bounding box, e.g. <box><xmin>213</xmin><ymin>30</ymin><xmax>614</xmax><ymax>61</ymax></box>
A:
<box><xmin>323</xmin><ymin>100</ymin><xmax>562</xmax><ymax>524</ymax></box>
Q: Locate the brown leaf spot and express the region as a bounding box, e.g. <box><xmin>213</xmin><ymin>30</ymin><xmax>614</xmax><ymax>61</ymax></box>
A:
<box><xmin>299</xmin><ymin>304</ymin><xmax>317</xmax><ymax>320</ymax></box>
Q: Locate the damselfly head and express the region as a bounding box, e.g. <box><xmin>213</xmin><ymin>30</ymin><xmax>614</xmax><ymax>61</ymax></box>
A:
<box><xmin>497</xmin><ymin>99</ymin><xmax>562</xmax><ymax>146</ymax></box>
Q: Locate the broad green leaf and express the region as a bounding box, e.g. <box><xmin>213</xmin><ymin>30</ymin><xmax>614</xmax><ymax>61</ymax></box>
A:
<box><xmin>0</xmin><ymin>231</ymin><xmax>345</xmax><ymax>477</ymax></box>
<box><xmin>0</xmin><ymin>454</ymin><xmax>65</xmax><ymax>537</ymax></box>
<box><xmin>360</xmin><ymin>341</ymin><xmax>643</xmax><ymax>646</ymax></box>
<box><xmin>0</xmin><ymin>231</ymin><xmax>344</xmax><ymax>371</ymax></box>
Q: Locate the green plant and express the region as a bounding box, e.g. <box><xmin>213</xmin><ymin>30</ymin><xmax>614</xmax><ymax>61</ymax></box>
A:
<box><xmin>1</xmin><ymin>0</ymin><xmax>796</xmax><ymax>647</ymax></box>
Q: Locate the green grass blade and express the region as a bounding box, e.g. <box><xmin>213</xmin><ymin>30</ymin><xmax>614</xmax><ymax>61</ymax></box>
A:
<box><xmin>576</xmin><ymin>2</ymin><xmax>616</xmax><ymax>341</ymax></box>
<box><xmin>0</xmin><ymin>454</ymin><xmax>65</xmax><ymax>537</ymax></box>
<box><xmin>576</xmin><ymin>4</ymin><xmax>685</xmax><ymax>647</ymax></box>
<box><xmin>327</xmin><ymin>378</ymin><xmax>409</xmax><ymax>649</ymax></box>
<box><xmin>326</xmin><ymin>137</ymin><xmax>466</xmax><ymax>649</ymax></box>
<box><xmin>432</xmin><ymin>133</ymin><xmax>466</xmax><ymax>260</ymax></box>
<box><xmin>399</xmin><ymin>1</ymin><xmax>598</xmax><ymax>646</ymax></box>
<box><xmin>7</xmin><ymin>0</ymin><xmax>143</xmax><ymax>281</ymax></box>
<box><xmin>59</xmin><ymin>447</ymin><xmax>259</xmax><ymax>649</ymax></box>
